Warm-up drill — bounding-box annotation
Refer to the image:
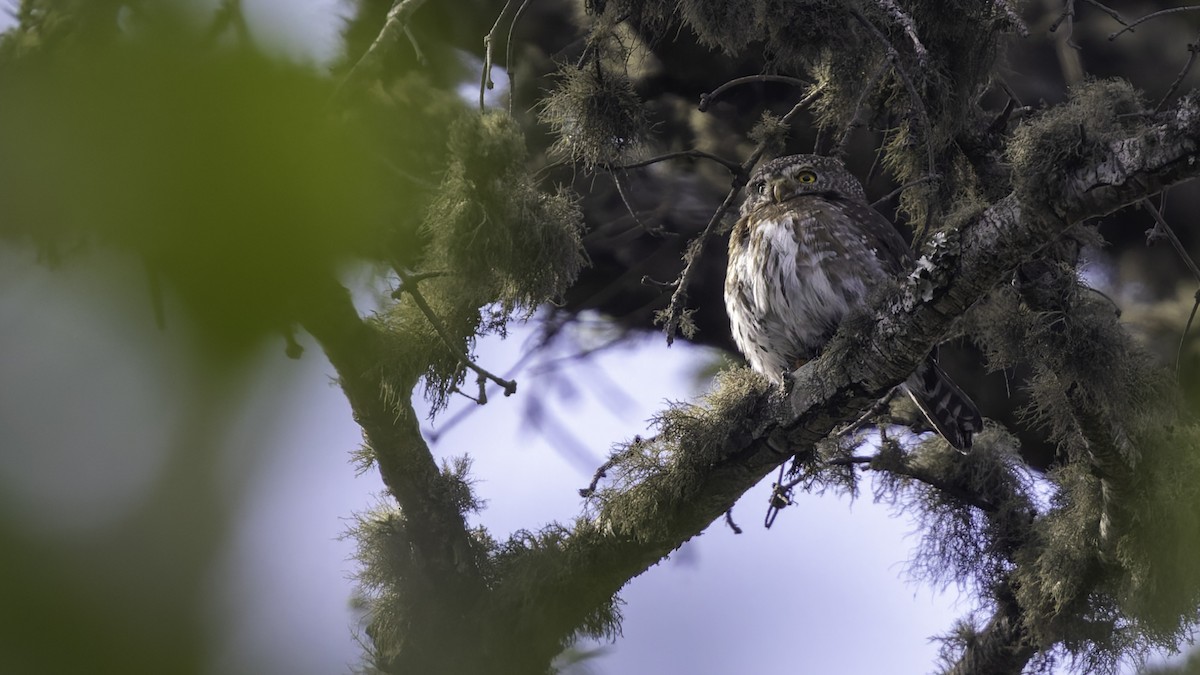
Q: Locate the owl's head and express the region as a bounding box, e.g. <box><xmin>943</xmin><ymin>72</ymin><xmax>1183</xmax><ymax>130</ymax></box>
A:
<box><xmin>740</xmin><ymin>154</ymin><xmax>867</xmax><ymax>216</ymax></box>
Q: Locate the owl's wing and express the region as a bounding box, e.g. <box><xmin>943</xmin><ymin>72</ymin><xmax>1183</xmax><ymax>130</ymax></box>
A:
<box><xmin>831</xmin><ymin>198</ymin><xmax>912</xmax><ymax>275</ymax></box>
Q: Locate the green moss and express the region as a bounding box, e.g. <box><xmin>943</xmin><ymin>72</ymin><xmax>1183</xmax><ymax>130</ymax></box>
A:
<box><xmin>539</xmin><ymin>60</ymin><xmax>648</xmax><ymax>168</ymax></box>
<box><xmin>379</xmin><ymin>111</ymin><xmax>586</xmax><ymax>412</ymax></box>
<box><xmin>587</xmin><ymin>368</ymin><xmax>771</xmax><ymax>539</ymax></box>
<box><xmin>1009</xmin><ymin>79</ymin><xmax>1145</xmax><ymax>216</ymax></box>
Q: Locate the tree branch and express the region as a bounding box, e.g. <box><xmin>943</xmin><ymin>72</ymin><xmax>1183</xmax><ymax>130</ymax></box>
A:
<box><xmin>333</xmin><ymin>0</ymin><xmax>429</xmax><ymax>103</ymax></box>
<box><xmin>486</xmin><ymin>92</ymin><xmax>1200</xmax><ymax>663</ymax></box>
<box><xmin>297</xmin><ymin>279</ymin><xmax>487</xmax><ymax>667</ymax></box>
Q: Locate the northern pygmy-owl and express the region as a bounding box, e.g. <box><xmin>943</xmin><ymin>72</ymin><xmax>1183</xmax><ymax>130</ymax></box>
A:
<box><xmin>724</xmin><ymin>154</ymin><xmax>981</xmax><ymax>451</ymax></box>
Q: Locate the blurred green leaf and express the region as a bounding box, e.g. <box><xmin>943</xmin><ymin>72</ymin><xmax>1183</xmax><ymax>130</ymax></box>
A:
<box><xmin>0</xmin><ymin>23</ymin><xmax>390</xmax><ymax>355</ymax></box>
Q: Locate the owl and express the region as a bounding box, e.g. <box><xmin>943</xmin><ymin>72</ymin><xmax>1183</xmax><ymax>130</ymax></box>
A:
<box><xmin>724</xmin><ymin>154</ymin><xmax>981</xmax><ymax>451</ymax></box>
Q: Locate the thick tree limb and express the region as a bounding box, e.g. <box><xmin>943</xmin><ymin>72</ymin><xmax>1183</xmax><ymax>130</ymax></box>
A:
<box><xmin>298</xmin><ymin>280</ymin><xmax>488</xmax><ymax>669</ymax></box>
<box><xmin>486</xmin><ymin>94</ymin><xmax>1200</xmax><ymax>663</ymax></box>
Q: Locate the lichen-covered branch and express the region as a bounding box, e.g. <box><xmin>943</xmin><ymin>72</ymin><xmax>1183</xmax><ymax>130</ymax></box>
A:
<box><xmin>485</xmin><ymin>92</ymin><xmax>1200</xmax><ymax>667</ymax></box>
<box><xmin>297</xmin><ymin>279</ymin><xmax>488</xmax><ymax>670</ymax></box>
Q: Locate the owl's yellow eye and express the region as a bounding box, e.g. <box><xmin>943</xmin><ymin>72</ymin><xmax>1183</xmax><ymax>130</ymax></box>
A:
<box><xmin>797</xmin><ymin>170</ymin><xmax>817</xmax><ymax>184</ymax></box>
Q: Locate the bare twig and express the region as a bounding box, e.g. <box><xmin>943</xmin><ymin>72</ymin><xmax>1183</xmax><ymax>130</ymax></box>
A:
<box><xmin>723</xmin><ymin>508</ymin><xmax>743</xmax><ymax>534</ymax></box>
<box><xmin>333</xmin><ymin>0</ymin><xmax>430</xmax><ymax>103</ymax></box>
<box><xmin>390</xmin><ymin>271</ymin><xmax>449</xmax><ymax>298</ymax></box>
<box><xmin>505</xmin><ymin>0</ymin><xmax>535</xmax><ymax>114</ymax></box>
<box><xmin>1049</xmin><ymin>0</ymin><xmax>1075</xmax><ymax>33</ymax></box>
<box><xmin>395</xmin><ymin>269</ymin><xmax>517</xmax><ymax>400</ymax></box>
<box><xmin>1155</xmin><ymin>34</ymin><xmax>1200</xmax><ymax>113</ymax></box>
<box><xmin>607</xmin><ymin>150</ymin><xmax>743</xmax><ymax>174</ymax></box>
<box><xmin>659</xmin><ymin>186</ymin><xmax>742</xmax><ymax>345</ymax></box>
<box><xmin>481</xmin><ymin>0</ymin><xmax>515</xmax><ymax>112</ymax></box>
<box><xmin>996</xmin><ymin>77</ymin><xmax>1024</xmax><ymax>108</ymax></box>
<box><xmin>1109</xmin><ymin>5</ymin><xmax>1200</xmax><ymax>41</ymax></box>
<box><xmin>403</xmin><ymin>25</ymin><xmax>426</xmax><ymax>65</ymax></box>
<box><xmin>836</xmin><ymin>388</ymin><xmax>899</xmax><ymax>437</ymax></box>
<box><xmin>874</xmin><ymin>0</ymin><xmax>928</xmax><ymax>65</ymax></box>
<box><xmin>867</xmin><ymin>126</ymin><xmax>890</xmax><ymax>185</ymax></box>
<box><xmin>835</xmin><ymin>60</ymin><xmax>889</xmax><ymax>159</ymax></box>
<box><xmin>658</xmin><ymin>88</ymin><xmax>824</xmax><ymax>344</ymax></box>
<box><xmin>611</xmin><ymin>171</ymin><xmax>661</xmax><ymax>235</ymax></box>
<box><xmin>870</xmin><ymin>175</ymin><xmax>938</xmax><ymax>210</ymax></box>
<box><xmin>1141</xmin><ymin>199</ymin><xmax>1200</xmax><ymax>376</ymax></box>
<box><xmin>987</xmin><ymin>97</ymin><xmax>1018</xmax><ymax>134</ymax></box>
<box><xmin>851</xmin><ymin>9</ymin><xmax>936</xmax><ymax>189</ymax></box>
<box><xmin>698</xmin><ymin>74</ymin><xmax>809</xmax><ymax>112</ymax></box>
<box><xmin>1082</xmin><ymin>0</ymin><xmax>1129</xmax><ymax>26</ymax></box>
<box><xmin>579</xmin><ymin>442</ymin><xmax>637</xmax><ymax>497</ymax></box>
<box><xmin>1141</xmin><ymin>199</ymin><xmax>1200</xmax><ymax>282</ymax></box>
<box><xmin>824</xmin><ymin>455</ymin><xmax>875</xmax><ymax>467</ymax></box>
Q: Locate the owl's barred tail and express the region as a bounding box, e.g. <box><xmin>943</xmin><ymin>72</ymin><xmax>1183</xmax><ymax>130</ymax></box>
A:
<box><xmin>902</xmin><ymin>358</ymin><xmax>983</xmax><ymax>452</ymax></box>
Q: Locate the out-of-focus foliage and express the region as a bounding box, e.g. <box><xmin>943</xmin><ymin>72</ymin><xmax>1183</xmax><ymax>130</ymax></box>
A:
<box><xmin>0</xmin><ymin>13</ymin><xmax>391</xmax><ymax>356</ymax></box>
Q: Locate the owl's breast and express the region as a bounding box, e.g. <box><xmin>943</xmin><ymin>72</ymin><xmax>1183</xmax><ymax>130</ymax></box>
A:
<box><xmin>725</xmin><ymin>202</ymin><xmax>888</xmax><ymax>381</ymax></box>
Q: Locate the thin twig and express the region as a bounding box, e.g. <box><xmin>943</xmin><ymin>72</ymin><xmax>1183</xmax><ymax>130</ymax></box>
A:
<box><xmin>869</xmin><ymin>175</ymin><xmax>937</xmax><ymax>210</ymax></box>
<box><xmin>723</xmin><ymin>508</ymin><xmax>743</xmax><ymax>534</ymax></box>
<box><xmin>996</xmin><ymin>77</ymin><xmax>1024</xmax><ymax>107</ymax></box>
<box><xmin>333</xmin><ymin>0</ymin><xmax>429</xmax><ymax>104</ymax></box>
<box><xmin>390</xmin><ymin>270</ymin><xmax>448</xmax><ymax>298</ymax></box>
<box><xmin>987</xmin><ymin>97</ymin><xmax>1018</xmax><ymax>134</ymax></box>
<box><xmin>579</xmin><ymin>442</ymin><xmax>636</xmax><ymax>497</ymax></box>
<box><xmin>1155</xmin><ymin>34</ymin><xmax>1200</xmax><ymax>113</ymax></box>
<box><xmin>1109</xmin><ymin>6</ymin><xmax>1200</xmax><ymax>41</ymax></box>
<box><xmin>659</xmin><ymin>186</ymin><xmax>742</xmax><ymax>345</ymax></box>
<box><xmin>505</xmin><ymin>0</ymin><xmax>535</xmax><ymax>114</ymax></box>
<box><xmin>1141</xmin><ymin>199</ymin><xmax>1200</xmax><ymax>377</ymax></box>
<box><xmin>834</xmin><ymin>60</ymin><xmax>889</xmax><ymax>159</ymax></box>
<box><xmin>823</xmin><ymin>455</ymin><xmax>875</xmax><ymax>467</ymax></box>
<box><xmin>698</xmin><ymin>75</ymin><xmax>809</xmax><ymax>112</ymax></box>
<box><xmin>481</xmin><ymin>0</ymin><xmax>515</xmax><ymax>112</ymax></box>
<box><xmin>659</xmin><ymin>88</ymin><xmax>824</xmax><ymax>344</ymax></box>
<box><xmin>607</xmin><ymin>150</ymin><xmax>743</xmax><ymax>174</ymax></box>
<box><xmin>610</xmin><ymin>171</ymin><xmax>660</xmax><ymax>235</ymax></box>
<box><xmin>867</xmin><ymin>126</ymin><xmax>890</xmax><ymax>185</ymax></box>
<box><xmin>1082</xmin><ymin>0</ymin><xmax>1129</xmax><ymax>26</ymax></box>
<box><xmin>1141</xmin><ymin>200</ymin><xmax>1200</xmax><ymax>282</ymax></box>
<box><xmin>874</xmin><ymin>0</ymin><xmax>928</xmax><ymax>65</ymax></box>
<box><xmin>403</xmin><ymin>25</ymin><xmax>426</xmax><ymax>65</ymax></box>
<box><xmin>836</xmin><ymin>388</ymin><xmax>899</xmax><ymax>437</ymax></box>
<box><xmin>1049</xmin><ymin>0</ymin><xmax>1075</xmax><ymax>33</ymax></box>
<box><xmin>396</xmin><ymin>269</ymin><xmax>517</xmax><ymax>401</ymax></box>
<box><xmin>851</xmin><ymin>10</ymin><xmax>936</xmax><ymax>196</ymax></box>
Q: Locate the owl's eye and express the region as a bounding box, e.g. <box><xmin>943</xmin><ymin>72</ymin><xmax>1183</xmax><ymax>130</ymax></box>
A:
<box><xmin>751</xmin><ymin>180</ymin><xmax>767</xmax><ymax>195</ymax></box>
<box><xmin>797</xmin><ymin>170</ymin><xmax>817</xmax><ymax>184</ymax></box>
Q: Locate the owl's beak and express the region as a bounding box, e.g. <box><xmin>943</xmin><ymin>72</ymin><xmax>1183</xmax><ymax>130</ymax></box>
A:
<box><xmin>768</xmin><ymin>176</ymin><xmax>796</xmax><ymax>204</ymax></box>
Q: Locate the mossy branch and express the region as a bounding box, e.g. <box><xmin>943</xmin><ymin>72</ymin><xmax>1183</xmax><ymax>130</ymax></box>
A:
<box><xmin>297</xmin><ymin>278</ymin><xmax>487</xmax><ymax>632</ymax></box>
<box><xmin>484</xmin><ymin>92</ymin><xmax>1200</xmax><ymax>669</ymax></box>
<box><xmin>395</xmin><ymin>268</ymin><xmax>518</xmax><ymax>403</ymax></box>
